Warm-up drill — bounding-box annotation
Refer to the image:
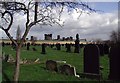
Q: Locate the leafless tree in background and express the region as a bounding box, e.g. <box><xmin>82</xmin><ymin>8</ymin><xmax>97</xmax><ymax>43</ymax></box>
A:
<box><xmin>110</xmin><ymin>30</ymin><xmax>120</xmax><ymax>43</ymax></box>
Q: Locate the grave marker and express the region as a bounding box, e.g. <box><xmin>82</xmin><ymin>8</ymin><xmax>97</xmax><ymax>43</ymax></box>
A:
<box><xmin>27</xmin><ymin>42</ymin><xmax>30</xmax><ymax>50</ymax></box>
<box><xmin>59</xmin><ymin>64</ymin><xmax>79</xmax><ymax>77</ymax></box>
<box><xmin>46</xmin><ymin>60</ymin><xmax>58</xmax><ymax>72</ymax></box>
<box><xmin>41</xmin><ymin>43</ymin><xmax>46</xmax><ymax>54</ymax></box>
<box><xmin>66</xmin><ymin>44</ymin><xmax>71</xmax><ymax>52</ymax></box>
<box><xmin>84</xmin><ymin>44</ymin><xmax>100</xmax><ymax>74</ymax></box>
<box><xmin>104</xmin><ymin>44</ymin><xmax>109</xmax><ymax>54</ymax></box>
<box><xmin>108</xmin><ymin>44</ymin><xmax>120</xmax><ymax>80</ymax></box>
<box><xmin>97</xmin><ymin>44</ymin><xmax>104</xmax><ymax>56</ymax></box>
<box><xmin>56</xmin><ymin>43</ymin><xmax>61</xmax><ymax>50</ymax></box>
<box><xmin>74</xmin><ymin>34</ymin><xmax>80</xmax><ymax>53</ymax></box>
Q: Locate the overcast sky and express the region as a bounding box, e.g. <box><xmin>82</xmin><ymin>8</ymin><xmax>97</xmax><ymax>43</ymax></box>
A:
<box><xmin>0</xmin><ymin>2</ymin><xmax>118</xmax><ymax>41</ymax></box>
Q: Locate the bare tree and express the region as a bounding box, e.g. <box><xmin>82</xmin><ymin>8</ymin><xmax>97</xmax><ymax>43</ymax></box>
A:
<box><xmin>110</xmin><ymin>30</ymin><xmax>119</xmax><ymax>43</ymax></box>
<box><xmin>0</xmin><ymin>1</ymin><xmax>97</xmax><ymax>82</ymax></box>
<box><xmin>94</xmin><ymin>38</ymin><xmax>103</xmax><ymax>44</ymax></box>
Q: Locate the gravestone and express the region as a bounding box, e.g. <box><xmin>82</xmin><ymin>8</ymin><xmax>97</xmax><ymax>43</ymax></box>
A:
<box><xmin>65</xmin><ymin>43</ymin><xmax>68</xmax><ymax>48</ymax></box>
<box><xmin>46</xmin><ymin>60</ymin><xmax>58</xmax><ymax>72</ymax></box>
<box><xmin>97</xmin><ymin>44</ymin><xmax>104</xmax><ymax>56</ymax></box>
<box><xmin>59</xmin><ymin>64</ymin><xmax>79</xmax><ymax>77</ymax></box>
<box><xmin>2</xmin><ymin>42</ymin><xmax>5</xmax><ymax>47</ymax></box>
<box><xmin>104</xmin><ymin>44</ymin><xmax>109</xmax><ymax>54</ymax></box>
<box><xmin>66</xmin><ymin>44</ymin><xmax>71</xmax><ymax>52</ymax></box>
<box><xmin>80</xmin><ymin>43</ymin><xmax>84</xmax><ymax>48</ymax></box>
<box><xmin>41</xmin><ymin>43</ymin><xmax>46</xmax><ymax>54</ymax></box>
<box><xmin>74</xmin><ymin>34</ymin><xmax>80</xmax><ymax>53</ymax></box>
<box><xmin>27</xmin><ymin>42</ymin><xmax>30</xmax><ymax>50</ymax></box>
<box><xmin>2</xmin><ymin>52</ymin><xmax>5</xmax><ymax>60</ymax></box>
<box><xmin>59</xmin><ymin>64</ymin><xmax>74</xmax><ymax>75</ymax></box>
<box><xmin>84</xmin><ymin>44</ymin><xmax>100</xmax><ymax>74</ymax></box>
<box><xmin>108</xmin><ymin>44</ymin><xmax>120</xmax><ymax>80</ymax></box>
<box><xmin>56</xmin><ymin>43</ymin><xmax>61</xmax><ymax>50</ymax></box>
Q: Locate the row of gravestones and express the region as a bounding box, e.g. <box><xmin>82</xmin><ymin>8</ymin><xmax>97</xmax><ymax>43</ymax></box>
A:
<box><xmin>2</xmin><ymin>40</ymin><xmax>109</xmax><ymax>56</ymax></box>
<box><xmin>41</xmin><ymin>43</ymin><xmax>82</xmax><ymax>54</ymax></box>
<box><xmin>46</xmin><ymin>60</ymin><xmax>80</xmax><ymax>78</ymax></box>
<box><xmin>45</xmin><ymin>43</ymin><xmax>120</xmax><ymax>80</ymax></box>
<box><xmin>28</xmin><ymin>43</ymin><xmax>110</xmax><ymax>56</ymax></box>
<box><xmin>4</xmin><ymin>42</ymin><xmax>109</xmax><ymax>57</ymax></box>
<box><xmin>41</xmin><ymin>43</ymin><xmax>110</xmax><ymax>56</ymax></box>
<box><xmin>84</xmin><ymin>43</ymin><xmax>120</xmax><ymax>80</ymax></box>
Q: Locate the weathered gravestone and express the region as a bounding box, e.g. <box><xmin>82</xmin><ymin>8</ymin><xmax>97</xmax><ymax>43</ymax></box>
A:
<box><xmin>41</xmin><ymin>43</ymin><xmax>46</xmax><ymax>54</ymax></box>
<box><xmin>104</xmin><ymin>44</ymin><xmax>109</xmax><ymax>54</ymax></box>
<box><xmin>50</xmin><ymin>44</ymin><xmax>54</xmax><ymax>48</ymax></box>
<box><xmin>46</xmin><ymin>60</ymin><xmax>58</xmax><ymax>72</ymax></box>
<box><xmin>74</xmin><ymin>34</ymin><xmax>80</xmax><ymax>53</ymax></box>
<box><xmin>2</xmin><ymin>42</ymin><xmax>5</xmax><ymax>47</ymax></box>
<box><xmin>59</xmin><ymin>64</ymin><xmax>74</xmax><ymax>75</ymax></box>
<box><xmin>66</xmin><ymin>44</ymin><xmax>71</xmax><ymax>52</ymax></box>
<box><xmin>84</xmin><ymin>44</ymin><xmax>100</xmax><ymax>74</ymax></box>
<box><xmin>80</xmin><ymin>43</ymin><xmax>84</xmax><ymax>48</ymax></box>
<box><xmin>59</xmin><ymin>64</ymin><xmax>79</xmax><ymax>77</ymax></box>
<box><xmin>108</xmin><ymin>44</ymin><xmax>120</xmax><ymax>80</ymax></box>
<box><xmin>56</xmin><ymin>43</ymin><xmax>61</xmax><ymax>50</ymax></box>
<box><xmin>27</xmin><ymin>42</ymin><xmax>30</xmax><ymax>50</ymax></box>
<box><xmin>97</xmin><ymin>44</ymin><xmax>104</xmax><ymax>56</ymax></box>
<box><xmin>65</xmin><ymin>43</ymin><xmax>68</xmax><ymax>48</ymax></box>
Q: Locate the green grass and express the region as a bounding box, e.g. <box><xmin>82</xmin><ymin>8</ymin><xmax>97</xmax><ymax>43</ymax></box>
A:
<box><xmin>2</xmin><ymin>45</ymin><xmax>109</xmax><ymax>81</ymax></box>
<box><xmin>0</xmin><ymin>74</ymin><xmax>2</xmax><ymax>83</ymax></box>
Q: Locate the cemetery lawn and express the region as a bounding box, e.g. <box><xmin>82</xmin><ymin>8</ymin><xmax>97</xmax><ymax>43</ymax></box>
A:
<box><xmin>2</xmin><ymin>45</ymin><xmax>109</xmax><ymax>81</ymax></box>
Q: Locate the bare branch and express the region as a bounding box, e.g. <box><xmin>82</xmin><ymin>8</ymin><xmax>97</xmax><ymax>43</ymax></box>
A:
<box><xmin>0</xmin><ymin>25</ymin><xmax>5</xmax><ymax>30</ymax></box>
<box><xmin>34</xmin><ymin>2</ymin><xmax>38</xmax><ymax>22</ymax></box>
<box><xmin>29</xmin><ymin>16</ymin><xmax>46</xmax><ymax>27</ymax></box>
<box><xmin>1</xmin><ymin>11</ymin><xmax>13</xmax><ymax>31</ymax></box>
<box><xmin>0</xmin><ymin>25</ymin><xmax>17</xmax><ymax>46</ymax></box>
<box><xmin>20</xmin><ymin>10</ymin><xmax>29</xmax><ymax>45</ymax></box>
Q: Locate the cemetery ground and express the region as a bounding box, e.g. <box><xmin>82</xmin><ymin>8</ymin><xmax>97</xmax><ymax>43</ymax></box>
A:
<box><xmin>2</xmin><ymin>45</ymin><xmax>109</xmax><ymax>82</ymax></box>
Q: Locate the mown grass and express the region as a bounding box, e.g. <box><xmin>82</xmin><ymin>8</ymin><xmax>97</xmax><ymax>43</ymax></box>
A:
<box><xmin>2</xmin><ymin>45</ymin><xmax>109</xmax><ymax>81</ymax></box>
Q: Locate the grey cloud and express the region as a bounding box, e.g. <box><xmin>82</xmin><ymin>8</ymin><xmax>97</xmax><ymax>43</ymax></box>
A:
<box><xmin>0</xmin><ymin>8</ymin><xmax>118</xmax><ymax>41</ymax></box>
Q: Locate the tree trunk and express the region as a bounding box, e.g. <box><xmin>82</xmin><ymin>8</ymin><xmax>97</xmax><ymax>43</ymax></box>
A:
<box><xmin>13</xmin><ymin>46</ymin><xmax>21</xmax><ymax>83</ymax></box>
